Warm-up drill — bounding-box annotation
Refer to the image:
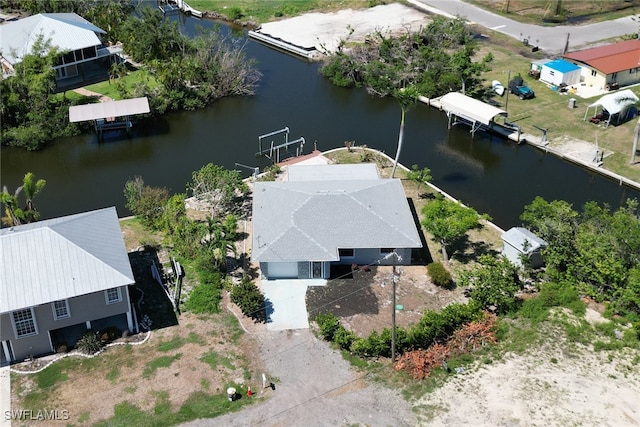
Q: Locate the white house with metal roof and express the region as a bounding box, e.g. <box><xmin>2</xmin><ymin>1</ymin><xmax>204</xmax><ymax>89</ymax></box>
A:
<box><xmin>251</xmin><ymin>164</ymin><xmax>422</xmax><ymax>280</ymax></box>
<box><xmin>0</xmin><ymin>207</ymin><xmax>135</xmax><ymax>363</ymax></box>
<box><xmin>0</xmin><ymin>13</ymin><xmax>123</xmax><ymax>85</ymax></box>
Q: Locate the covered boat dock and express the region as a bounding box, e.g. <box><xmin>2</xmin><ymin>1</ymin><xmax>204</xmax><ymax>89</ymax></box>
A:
<box><xmin>437</xmin><ymin>92</ymin><xmax>508</xmax><ymax>137</ymax></box>
<box><xmin>69</xmin><ymin>97</ymin><xmax>150</xmax><ymax>141</ymax></box>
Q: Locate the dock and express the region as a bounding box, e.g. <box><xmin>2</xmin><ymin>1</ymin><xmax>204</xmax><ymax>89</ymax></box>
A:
<box><xmin>419</xmin><ymin>95</ymin><xmax>640</xmax><ymax>191</ymax></box>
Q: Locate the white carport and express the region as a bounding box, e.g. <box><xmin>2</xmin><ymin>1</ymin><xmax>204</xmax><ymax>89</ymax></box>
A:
<box><xmin>583</xmin><ymin>89</ymin><xmax>638</xmax><ymax>127</ymax></box>
<box><xmin>439</xmin><ymin>92</ymin><xmax>508</xmax><ymax>136</ymax></box>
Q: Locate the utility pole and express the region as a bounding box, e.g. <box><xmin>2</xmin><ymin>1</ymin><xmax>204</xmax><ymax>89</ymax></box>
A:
<box><xmin>505</xmin><ymin>70</ymin><xmax>511</xmax><ymax>115</ymax></box>
<box><xmin>390</xmin><ymin>250</ymin><xmax>402</xmax><ymax>362</ymax></box>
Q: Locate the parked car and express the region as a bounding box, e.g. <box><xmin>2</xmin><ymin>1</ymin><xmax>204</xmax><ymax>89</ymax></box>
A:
<box><xmin>509</xmin><ymin>76</ymin><xmax>535</xmax><ymax>100</ymax></box>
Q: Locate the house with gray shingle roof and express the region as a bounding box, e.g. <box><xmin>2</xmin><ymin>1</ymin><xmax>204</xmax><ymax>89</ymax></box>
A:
<box><xmin>251</xmin><ymin>164</ymin><xmax>422</xmax><ymax>280</ymax></box>
<box><xmin>0</xmin><ymin>13</ymin><xmax>123</xmax><ymax>88</ymax></box>
<box><xmin>0</xmin><ymin>207</ymin><xmax>135</xmax><ymax>363</ymax></box>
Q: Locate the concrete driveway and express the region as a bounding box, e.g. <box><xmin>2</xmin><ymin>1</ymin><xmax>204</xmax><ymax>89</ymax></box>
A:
<box><xmin>262</xmin><ymin>279</ymin><xmax>326</xmax><ymax>331</ymax></box>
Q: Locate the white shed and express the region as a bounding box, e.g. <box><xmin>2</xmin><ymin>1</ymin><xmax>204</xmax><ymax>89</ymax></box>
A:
<box><xmin>539</xmin><ymin>59</ymin><xmax>581</xmax><ymax>87</ymax></box>
<box><xmin>501</xmin><ymin>227</ymin><xmax>548</xmax><ymax>268</ymax></box>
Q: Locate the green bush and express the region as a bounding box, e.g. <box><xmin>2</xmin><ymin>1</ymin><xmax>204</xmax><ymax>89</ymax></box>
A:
<box><xmin>76</xmin><ymin>331</ymin><xmax>104</xmax><ymax>354</ymax></box>
<box><xmin>334</xmin><ymin>326</ymin><xmax>356</xmax><ymax>350</ymax></box>
<box><xmin>230</xmin><ymin>279</ymin><xmax>266</xmax><ymax>322</ymax></box>
<box><xmin>185</xmin><ymin>283</ymin><xmax>221</xmax><ymax>314</ymax></box>
<box><xmin>427</xmin><ymin>262</ymin><xmax>452</xmax><ymax>288</ymax></box>
<box><xmin>315</xmin><ymin>313</ymin><xmax>340</xmax><ymax>341</ymax></box>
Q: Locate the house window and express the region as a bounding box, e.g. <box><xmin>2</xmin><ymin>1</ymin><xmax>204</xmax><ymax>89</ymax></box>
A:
<box><xmin>62</xmin><ymin>51</ymin><xmax>76</xmax><ymax>65</ymax></box>
<box><xmin>591</xmin><ymin>70</ymin><xmax>597</xmax><ymax>77</ymax></box>
<box><xmin>549</xmin><ymin>70</ymin><xmax>555</xmax><ymax>76</ymax></box>
<box><xmin>380</xmin><ymin>248</ymin><xmax>395</xmax><ymax>255</ymax></box>
<box><xmin>631</xmin><ymin>68</ymin><xmax>639</xmax><ymax>74</ymax></box>
<box><xmin>52</xmin><ymin>300</ymin><xmax>70</xmax><ymax>320</ymax></box>
<box><xmin>338</xmin><ymin>248</ymin><xmax>354</xmax><ymax>258</ymax></box>
<box><xmin>12</xmin><ymin>308</ymin><xmax>37</xmax><ymax>338</ymax></box>
<box><xmin>81</xmin><ymin>46</ymin><xmax>96</xmax><ymax>60</ymax></box>
<box><xmin>105</xmin><ymin>287</ymin><xmax>122</xmax><ymax>304</ymax></box>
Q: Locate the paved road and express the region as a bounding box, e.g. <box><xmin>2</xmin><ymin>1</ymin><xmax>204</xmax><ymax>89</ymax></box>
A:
<box><xmin>412</xmin><ymin>0</ymin><xmax>640</xmax><ymax>53</ymax></box>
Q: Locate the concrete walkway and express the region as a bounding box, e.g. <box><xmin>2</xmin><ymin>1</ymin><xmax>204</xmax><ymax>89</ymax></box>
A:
<box><xmin>72</xmin><ymin>87</ymin><xmax>113</xmax><ymax>103</ymax></box>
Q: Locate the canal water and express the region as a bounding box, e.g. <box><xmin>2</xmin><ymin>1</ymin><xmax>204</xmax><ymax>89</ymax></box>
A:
<box><xmin>1</xmin><ymin>13</ymin><xmax>638</xmax><ymax>229</ymax></box>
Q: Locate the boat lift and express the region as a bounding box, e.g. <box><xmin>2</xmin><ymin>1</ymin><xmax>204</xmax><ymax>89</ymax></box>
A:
<box><xmin>256</xmin><ymin>127</ymin><xmax>306</xmax><ymax>163</ymax></box>
<box><xmin>235</xmin><ymin>163</ymin><xmax>260</xmax><ymax>178</ymax></box>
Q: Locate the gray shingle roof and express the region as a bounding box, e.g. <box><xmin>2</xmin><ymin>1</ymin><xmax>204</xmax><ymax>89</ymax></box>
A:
<box><xmin>0</xmin><ymin>207</ymin><xmax>134</xmax><ymax>313</ymax></box>
<box><xmin>252</xmin><ymin>176</ymin><xmax>422</xmax><ymax>262</ymax></box>
<box><xmin>0</xmin><ymin>13</ymin><xmax>105</xmax><ymax>65</ymax></box>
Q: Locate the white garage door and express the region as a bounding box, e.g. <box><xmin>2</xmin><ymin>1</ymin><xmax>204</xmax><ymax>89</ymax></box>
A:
<box><xmin>267</xmin><ymin>262</ymin><xmax>299</xmax><ymax>279</ymax></box>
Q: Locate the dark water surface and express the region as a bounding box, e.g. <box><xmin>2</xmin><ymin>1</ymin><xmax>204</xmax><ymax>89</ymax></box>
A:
<box><xmin>1</xmin><ymin>14</ymin><xmax>638</xmax><ymax>229</ymax></box>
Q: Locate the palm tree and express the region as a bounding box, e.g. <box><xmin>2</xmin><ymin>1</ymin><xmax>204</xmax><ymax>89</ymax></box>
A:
<box><xmin>21</xmin><ymin>172</ymin><xmax>46</xmax><ymax>222</ymax></box>
<box><xmin>391</xmin><ymin>85</ymin><xmax>419</xmax><ymax>178</ymax></box>
<box><xmin>1</xmin><ymin>185</ymin><xmax>23</xmax><ymax>226</ymax></box>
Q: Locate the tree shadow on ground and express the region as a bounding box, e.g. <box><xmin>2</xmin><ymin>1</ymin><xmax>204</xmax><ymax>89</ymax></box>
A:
<box><xmin>449</xmin><ymin>235</ymin><xmax>500</xmax><ymax>264</ymax></box>
<box><xmin>306</xmin><ymin>265</ymin><xmax>379</xmax><ymax>319</ymax></box>
<box><xmin>128</xmin><ymin>247</ymin><xmax>178</xmax><ymax>331</ymax></box>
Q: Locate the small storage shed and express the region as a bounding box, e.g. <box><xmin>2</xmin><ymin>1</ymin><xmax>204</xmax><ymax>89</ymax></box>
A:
<box><xmin>539</xmin><ymin>59</ymin><xmax>581</xmax><ymax>87</ymax></box>
<box><xmin>501</xmin><ymin>227</ymin><xmax>548</xmax><ymax>269</ymax></box>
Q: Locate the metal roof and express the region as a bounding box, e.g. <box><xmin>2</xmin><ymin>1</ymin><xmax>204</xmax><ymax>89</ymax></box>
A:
<box><xmin>68</xmin><ymin>97</ymin><xmax>150</xmax><ymax>122</ymax></box>
<box><xmin>440</xmin><ymin>92</ymin><xmax>507</xmax><ymax>126</ymax></box>
<box><xmin>544</xmin><ymin>59</ymin><xmax>580</xmax><ymax>74</ymax></box>
<box><xmin>0</xmin><ymin>13</ymin><xmax>105</xmax><ymax>65</ymax></box>
<box><xmin>251</xmin><ymin>169</ymin><xmax>422</xmax><ymax>262</ymax></box>
<box><xmin>0</xmin><ymin>207</ymin><xmax>134</xmax><ymax>314</ymax></box>
<box><xmin>501</xmin><ymin>227</ymin><xmax>547</xmax><ymax>253</ymax></box>
<box><xmin>563</xmin><ymin>39</ymin><xmax>640</xmax><ymax>75</ymax></box>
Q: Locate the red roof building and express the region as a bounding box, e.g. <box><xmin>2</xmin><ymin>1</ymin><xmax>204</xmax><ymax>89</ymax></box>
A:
<box><xmin>563</xmin><ymin>39</ymin><xmax>640</xmax><ymax>91</ymax></box>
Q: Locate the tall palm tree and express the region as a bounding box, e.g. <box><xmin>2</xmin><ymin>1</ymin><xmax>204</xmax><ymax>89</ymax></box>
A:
<box><xmin>20</xmin><ymin>172</ymin><xmax>46</xmax><ymax>223</ymax></box>
<box><xmin>391</xmin><ymin>85</ymin><xmax>419</xmax><ymax>178</ymax></box>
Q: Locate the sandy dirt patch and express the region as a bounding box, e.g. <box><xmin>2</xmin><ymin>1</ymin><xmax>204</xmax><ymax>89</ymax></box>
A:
<box><xmin>256</xmin><ymin>3</ymin><xmax>429</xmax><ymax>53</ymax></box>
<box><xmin>421</xmin><ymin>347</ymin><xmax>640</xmax><ymax>426</ymax></box>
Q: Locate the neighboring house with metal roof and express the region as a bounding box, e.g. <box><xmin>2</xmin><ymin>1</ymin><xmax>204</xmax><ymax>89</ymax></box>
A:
<box><xmin>501</xmin><ymin>227</ymin><xmax>548</xmax><ymax>269</ymax></box>
<box><xmin>0</xmin><ymin>207</ymin><xmax>135</xmax><ymax>363</ymax></box>
<box><xmin>563</xmin><ymin>39</ymin><xmax>640</xmax><ymax>91</ymax></box>
<box><xmin>251</xmin><ymin>164</ymin><xmax>422</xmax><ymax>280</ymax></box>
<box><xmin>0</xmin><ymin>13</ymin><xmax>123</xmax><ymax>88</ymax></box>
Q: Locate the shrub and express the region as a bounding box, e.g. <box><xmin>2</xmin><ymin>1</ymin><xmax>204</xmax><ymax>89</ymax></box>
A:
<box><xmin>185</xmin><ymin>283</ymin><xmax>221</xmax><ymax>314</ymax></box>
<box><xmin>230</xmin><ymin>279</ymin><xmax>266</xmax><ymax>322</ymax></box>
<box><xmin>427</xmin><ymin>262</ymin><xmax>452</xmax><ymax>288</ymax></box>
<box><xmin>334</xmin><ymin>326</ymin><xmax>356</xmax><ymax>350</ymax></box>
<box><xmin>76</xmin><ymin>331</ymin><xmax>104</xmax><ymax>354</ymax></box>
<box><xmin>315</xmin><ymin>313</ymin><xmax>340</xmax><ymax>341</ymax></box>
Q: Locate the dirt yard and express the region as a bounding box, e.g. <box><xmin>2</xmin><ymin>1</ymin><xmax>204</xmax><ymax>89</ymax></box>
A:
<box><xmin>307</xmin><ymin>263</ymin><xmax>467</xmax><ymax>337</ymax></box>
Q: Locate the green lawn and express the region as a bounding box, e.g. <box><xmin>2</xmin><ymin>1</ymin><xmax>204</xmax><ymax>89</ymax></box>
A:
<box><xmin>476</xmin><ymin>29</ymin><xmax>640</xmax><ymax>183</ymax></box>
<box><xmin>83</xmin><ymin>69</ymin><xmax>158</xmax><ymax>101</ymax></box>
